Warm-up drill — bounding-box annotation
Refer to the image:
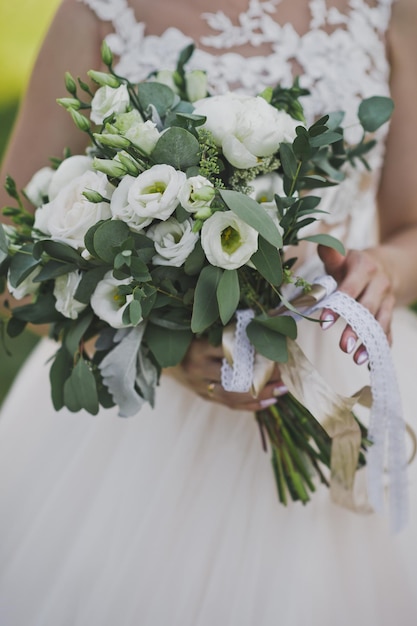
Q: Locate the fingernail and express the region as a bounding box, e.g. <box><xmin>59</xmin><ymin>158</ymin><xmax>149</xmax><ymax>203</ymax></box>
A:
<box><xmin>346</xmin><ymin>336</ymin><xmax>356</xmax><ymax>354</ymax></box>
<box><xmin>273</xmin><ymin>384</ymin><xmax>288</xmax><ymax>397</ymax></box>
<box><xmin>260</xmin><ymin>398</ymin><xmax>278</xmax><ymax>409</ymax></box>
<box><xmin>321</xmin><ymin>313</ymin><xmax>335</xmax><ymax>330</ymax></box>
<box><xmin>356</xmin><ymin>349</ymin><xmax>369</xmax><ymax>365</ymax></box>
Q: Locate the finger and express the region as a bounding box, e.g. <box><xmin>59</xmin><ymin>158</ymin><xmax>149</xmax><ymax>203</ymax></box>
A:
<box><xmin>317</xmin><ymin>244</ymin><xmax>346</xmax><ymax>281</ymax></box>
<box><xmin>339</xmin><ymin>324</ymin><xmax>358</xmax><ymax>354</ymax></box>
<box><xmin>320</xmin><ymin>308</ymin><xmax>339</xmax><ymax>329</ymax></box>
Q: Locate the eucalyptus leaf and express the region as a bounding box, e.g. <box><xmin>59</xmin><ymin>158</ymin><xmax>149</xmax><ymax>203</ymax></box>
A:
<box><xmin>184</xmin><ymin>239</ymin><xmax>205</xmax><ymax>275</ymax></box>
<box><xmin>279</xmin><ymin>142</ymin><xmax>298</xmax><ymax>179</ymax></box>
<box><xmin>74</xmin><ymin>266</ymin><xmax>108</xmax><ymax>304</ymax></box>
<box><xmin>93</xmin><ymin>220</ymin><xmax>130</xmax><ymax>263</ymax></box>
<box><xmin>12</xmin><ymin>292</ymin><xmax>63</xmax><ymax>324</ymax></box>
<box><xmin>220</xmin><ymin>189</ymin><xmax>282</xmax><ymax>248</ymax></box>
<box><xmin>309</xmin><ymin>130</ymin><xmax>343</xmax><ymax>148</ymax></box>
<box><xmin>33</xmin><ymin>240</ymin><xmax>85</xmax><ymax>266</ymax></box>
<box><xmin>146</xmin><ymin>323</ymin><xmax>192</xmax><ymax>367</ymax></box>
<box><xmin>250</xmin><ymin>236</ymin><xmax>283</xmax><ymax>286</ymax></box>
<box><xmin>152</xmin><ymin>127</ymin><xmax>200</xmax><ymax>169</ymax></box>
<box><xmin>137</xmin><ymin>82</ymin><xmax>175</xmax><ymax>116</ymax></box>
<box><xmin>63</xmin><ymin>356</ymin><xmax>99</xmax><ymax>415</ymax></box>
<box><xmin>358</xmin><ymin>96</ymin><xmax>394</xmax><ymax>132</ymax></box>
<box><xmin>35</xmin><ymin>261</ymin><xmax>78</xmax><ymax>282</ymax></box>
<box><xmin>216</xmin><ymin>269</ymin><xmax>240</xmax><ymax>325</ymax></box>
<box><xmin>300</xmin><ymin>233</ymin><xmax>346</xmax><ymax>255</ymax></box>
<box><xmin>191</xmin><ymin>264</ymin><xmax>222</xmax><ymax>333</ymax></box>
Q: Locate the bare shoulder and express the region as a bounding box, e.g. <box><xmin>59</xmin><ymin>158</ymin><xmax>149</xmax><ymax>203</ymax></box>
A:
<box><xmin>388</xmin><ymin>0</ymin><xmax>417</xmax><ymax>55</ymax></box>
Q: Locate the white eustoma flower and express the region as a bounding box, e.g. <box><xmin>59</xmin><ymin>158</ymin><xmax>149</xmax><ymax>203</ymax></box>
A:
<box><xmin>178</xmin><ymin>175</ymin><xmax>215</xmax><ymax>214</ymax></box>
<box><xmin>124</xmin><ymin>120</ymin><xmax>160</xmax><ymax>155</ymax></box>
<box><xmin>90</xmin><ymin>84</ymin><xmax>130</xmax><ymax>125</ymax></box>
<box><xmin>185</xmin><ymin>70</ymin><xmax>208</xmax><ymax>102</ymax></box>
<box><xmin>110</xmin><ymin>164</ymin><xmax>186</xmax><ymax>223</ymax></box>
<box><xmin>249</xmin><ymin>173</ymin><xmax>285</xmax><ymax>237</ymax></box>
<box><xmin>53</xmin><ymin>271</ymin><xmax>87</xmax><ymax>320</ymax></box>
<box><xmin>194</xmin><ymin>94</ymin><xmax>298</xmax><ymax>169</ymax></box>
<box><xmin>201</xmin><ymin>211</ymin><xmax>258</xmax><ymax>270</ymax></box>
<box><xmin>48</xmin><ymin>155</ymin><xmax>94</xmax><ymax>201</ymax></box>
<box><xmin>147</xmin><ymin>217</ymin><xmax>199</xmax><ymax>267</ymax></box>
<box><xmin>24</xmin><ymin>166</ymin><xmax>54</xmax><ymax>207</ymax></box>
<box><xmin>33</xmin><ymin>168</ymin><xmax>113</xmax><ymax>250</ymax></box>
<box><xmin>114</xmin><ymin>109</ymin><xmax>144</xmax><ymax>133</ymax></box>
<box><xmin>7</xmin><ymin>266</ymin><xmax>41</xmax><ymax>300</ymax></box>
<box><xmin>91</xmin><ymin>271</ymin><xmax>136</xmax><ymax>329</ymax></box>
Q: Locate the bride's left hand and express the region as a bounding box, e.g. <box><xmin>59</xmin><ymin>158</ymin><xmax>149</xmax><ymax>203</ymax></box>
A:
<box><xmin>317</xmin><ymin>244</ymin><xmax>396</xmax><ymax>364</ymax></box>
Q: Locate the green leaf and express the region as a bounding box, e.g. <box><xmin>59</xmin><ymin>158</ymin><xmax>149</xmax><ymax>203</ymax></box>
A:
<box><xmin>0</xmin><ymin>223</ymin><xmax>8</xmax><ymax>265</ymax></box>
<box><xmin>300</xmin><ymin>233</ymin><xmax>345</xmax><ymax>255</ymax></box>
<box><xmin>250</xmin><ymin>236</ymin><xmax>283</xmax><ymax>286</ymax></box>
<box><xmin>252</xmin><ymin>315</ymin><xmax>297</xmax><ymax>339</ymax></box>
<box><xmin>309</xmin><ymin>130</ymin><xmax>343</xmax><ymax>148</ymax></box>
<box><xmin>191</xmin><ymin>264</ymin><xmax>222</xmax><ymax>333</ymax></box>
<box><xmin>35</xmin><ymin>261</ymin><xmax>78</xmax><ymax>282</ymax></box>
<box><xmin>63</xmin><ymin>356</ymin><xmax>99</xmax><ymax>415</ymax></box>
<box><xmin>216</xmin><ymin>269</ymin><xmax>240</xmax><ymax>325</ymax></box>
<box><xmin>146</xmin><ymin>324</ymin><xmax>192</xmax><ymax>367</ymax></box>
<box><xmin>279</xmin><ymin>142</ymin><xmax>298</xmax><ymax>179</ymax></box>
<box><xmin>50</xmin><ymin>346</ymin><xmax>73</xmax><ymax>411</ymax></box>
<box><xmin>130</xmin><ymin>256</ymin><xmax>151</xmax><ymax>282</ymax></box>
<box><xmin>6</xmin><ymin>317</ymin><xmax>27</xmax><ymax>338</ymax></box>
<box><xmin>219</xmin><ymin>189</ymin><xmax>282</xmax><ymax>248</ymax></box>
<box><xmin>326</xmin><ymin>110</ymin><xmax>345</xmax><ymax>130</ymax></box>
<box><xmin>8</xmin><ymin>246</ymin><xmax>40</xmax><ymax>287</ymax></box>
<box><xmin>33</xmin><ymin>240</ymin><xmax>85</xmax><ymax>266</ymax></box>
<box><xmin>137</xmin><ymin>82</ymin><xmax>175</xmax><ymax>116</ymax></box>
<box><xmin>152</xmin><ymin>127</ymin><xmax>200</xmax><ymax>169</ymax></box>
<box><xmin>246</xmin><ymin>322</ymin><xmax>289</xmax><ymax>362</ymax></box>
<box><xmin>12</xmin><ymin>292</ymin><xmax>63</xmax><ymax>324</ymax></box>
<box><xmin>63</xmin><ymin>310</ymin><xmax>94</xmax><ymax>355</ymax></box>
<box><xmin>93</xmin><ymin>219</ymin><xmax>131</xmax><ymax>263</ymax></box>
<box><xmin>74</xmin><ymin>267</ymin><xmax>108</xmax><ymax>304</ymax></box>
<box><xmin>358</xmin><ymin>96</ymin><xmax>394</xmax><ymax>132</ymax></box>
<box><xmin>184</xmin><ymin>239</ymin><xmax>205</xmax><ymax>275</ymax></box>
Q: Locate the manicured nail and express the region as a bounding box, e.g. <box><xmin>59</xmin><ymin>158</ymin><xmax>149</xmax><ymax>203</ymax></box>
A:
<box><xmin>346</xmin><ymin>336</ymin><xmax>356</xmax><ymax>354</ymax></box>
<box><xmin>273</xmin><ymin>384</ymin><xmax>288</xmax><ymax>397</ymax></box>
<box><xmin>260</xmin><ymin>398</ymin><xmax>278</xmax><ymax>409</ymax></box>
<box><xmin>356</xmin><ymin>349</ymin><xmax>369</xmax><ymax>365</ymax></box>
<box><xmin>321</xmin><ymin>313</ymin><xmax>335</xmax><ymax>330</ymax></box>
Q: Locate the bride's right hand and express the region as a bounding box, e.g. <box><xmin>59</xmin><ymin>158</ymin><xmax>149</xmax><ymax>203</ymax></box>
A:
<box><xmin>166</xmin><ymin>337</ymin><xmax>288</xmax><ymax>412</ymax></box>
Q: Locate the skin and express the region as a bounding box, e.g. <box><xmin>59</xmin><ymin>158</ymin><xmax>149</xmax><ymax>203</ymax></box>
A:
<box><xmin>1</xmin><ymin>0</ymin><xmax>417</xmax><ymax>411</ymax></box>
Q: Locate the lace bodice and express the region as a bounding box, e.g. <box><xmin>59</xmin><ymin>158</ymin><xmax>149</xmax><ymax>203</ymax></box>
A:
<box><xmin>80</xmin><ymin>0</ymin><xmax>396</xmax><ymax>267</ymax></box>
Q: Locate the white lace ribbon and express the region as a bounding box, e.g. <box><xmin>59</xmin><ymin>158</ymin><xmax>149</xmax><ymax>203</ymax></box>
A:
<box><xmin>220</xmin><ymin>275</ymin><xmax>409</xmax><ymax>531</ymax></box>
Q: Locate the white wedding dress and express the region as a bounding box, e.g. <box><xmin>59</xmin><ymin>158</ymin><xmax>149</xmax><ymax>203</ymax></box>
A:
<box><xmin>1</xmin><ymin>1</ymin><xmax>417</xmax><ymax>624</ymax></box>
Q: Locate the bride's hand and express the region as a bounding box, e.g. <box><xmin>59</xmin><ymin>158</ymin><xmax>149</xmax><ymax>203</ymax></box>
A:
<box><xmin>167</xmin><ymin>337</ymin><xmax>288</xmax><ymax>411</ymax></box>
<box><xmin>318</xmin><ymin>244</ymin><xmax>395</xmax><ymax>364</ymax></box>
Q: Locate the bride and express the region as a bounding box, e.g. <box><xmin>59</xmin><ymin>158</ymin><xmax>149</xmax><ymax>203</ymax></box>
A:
<box><xmin>0</xmin><ymin>0</ymin><xmax>417</xmax><ymax>624</ymax></box>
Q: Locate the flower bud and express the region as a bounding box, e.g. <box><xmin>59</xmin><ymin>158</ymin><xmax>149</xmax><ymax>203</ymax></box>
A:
<box><xmin>191</xmin><ymin>184</ymin><xmax>216</xmax><ymax>203</ymax></box>
<box><xmin>88</xmin><ymin>70</ymin><xmax>121</xmax><ymax>88</ymax></box>
<box><xmin>93</xmin><ymin>133</ymin><xmax>131</xmax><ymax>149</ymax></box>
<box><xmin>82</xmin><ymin>190</ymin><xmax>110</xmax><ymax>203</ymax></box>
<box><xmin>56</xmin><ymin>97</ymin><xmax>81</xmax><ymax>110</ymax></box>
<box><xmin>101</xmin><ymin>40</ymin><xmax>114</xmax><ymax>67</ymax></box>
<box><xmin>65</xmin><ymin>72</ymin><xmax>77</xmax><ymax>95</ymax></box>
<box><xmin>70</xmin><ymin>109</ymin><xmax>91</xmax><ymax>132</ymax></box>
<box><xmin>93</xmin><ymin>158</ymin><xmax>127</xmax><ymax>178</ymax></box>
<box><xmin>194</xmin><ymin>206</ymin><xmax>213</xmax><ymax>220</ymax></box>
<box><xmin>185</xmin><ymin>70</ymin><xmax>208</xmax><ymax>102</ymax></box>
<box><xmin>116</xmin><ymin>151</ymin><xmax>141</xmax><ymax>176</ymax></box>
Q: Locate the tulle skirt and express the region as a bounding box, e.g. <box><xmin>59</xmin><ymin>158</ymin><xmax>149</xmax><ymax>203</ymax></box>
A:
<box><xmin>0</xmin><ymin>308</ymin><xmax>416</xmax><ymax>626</ymax></box>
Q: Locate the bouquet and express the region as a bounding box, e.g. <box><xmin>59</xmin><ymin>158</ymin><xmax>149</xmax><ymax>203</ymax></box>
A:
<box><xmin>0</xmin><ymin>42</ymin><xmax>394</xmax><ymax>507</ymax></box>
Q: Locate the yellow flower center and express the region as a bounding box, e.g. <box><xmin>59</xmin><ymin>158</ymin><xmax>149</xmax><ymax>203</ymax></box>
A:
<box><xmin>221</xmin><ymin>226</ymin><xmax>241</xmax><ymax>254</ymax></box>
<box><xmin>142</xmin><ymin>182</ymin><xmax>166</xmax><ymax>194</ymax></box>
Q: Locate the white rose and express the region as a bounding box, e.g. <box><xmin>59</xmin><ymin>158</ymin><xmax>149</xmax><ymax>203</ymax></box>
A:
<box><xmin>110</xmin><ymin>164</ymin><xmax>186</xmax><ymax>223</ymax></box>
<box><xmin>53</xmin><ymin>271</ymin><xmax>87</xmax><ymax>319</ymax></box>
<box><xmin>178</xmin><ymin>175</ymin><xmax>215</xmax><ymax>214</ymax></box>
<box><xmin>90</xmin><ymin>84</ymin><xmax>130</xmax><ymax>125</ymax></box>
<box><xmin>24</xmin><ymin>166</ymin><xmax>54</xmax><ymax>207</ymax></box>
<box><xmin>201</xmin><ymin>211</ymin><xmax>258</xmax><ymax>270</ymax></box>
<box><xmin>48</xmin><ymin>155</ymin><xmax>94</xmax><ymax>201</ymax></box>
<box><xmin>91</xmin><ymin>271</ymin><xmax>136</xmax><ymax>329</ymax></box>
<box><xmin>33</xmin><ymin>169</ymin><xmax>113</xmax><ymax>249</ymax></box>
<box><xmin>194</xmin><ymin>94</ymin><xmax>298</xmax><ymax>169</ymax></box>
<box><xmin>7</xmin><ymin>266</ymin><xmax>41</xmax><ymax>300</ymax></box>
<box><xmin>124</xmin><ymin>120</ymin><xmax>160</xmax><ymax>155</ymax></box>
<box><xmin>147</xmin><ymin>217</ymin><xmax>199</xmax><ymax>267</ymax></box>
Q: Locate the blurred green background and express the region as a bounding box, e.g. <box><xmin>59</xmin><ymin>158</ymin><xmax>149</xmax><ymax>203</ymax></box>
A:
<box><xmin>0</xmin><ymin>0</ymin><xmax>61</xmax><ymax>405</ymax></box>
